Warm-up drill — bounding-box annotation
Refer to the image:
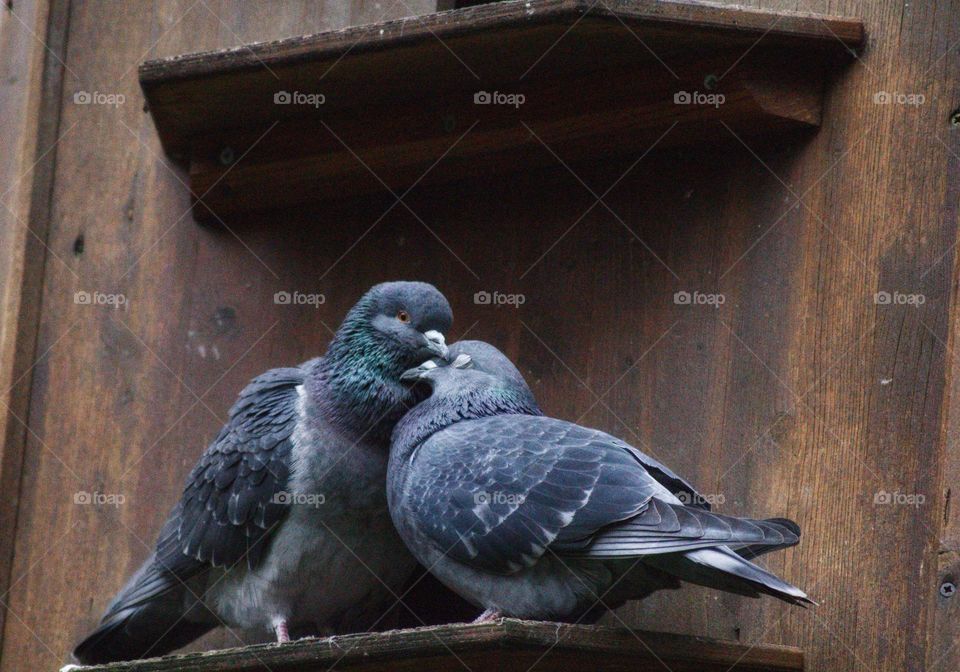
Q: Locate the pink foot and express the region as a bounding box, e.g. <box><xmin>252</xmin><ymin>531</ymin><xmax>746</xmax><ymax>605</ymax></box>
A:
<box><xmin>472</xmin><ymin>608</ymin><xmax>502</xmax><ymax>624</ymax></box>
<box><xmin>275</xmin><ymin>620</ymin><xmax>290</xmax><ymax>643</ymax></box>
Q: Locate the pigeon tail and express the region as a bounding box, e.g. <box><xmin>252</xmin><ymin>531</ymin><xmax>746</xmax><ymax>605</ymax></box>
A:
<box><xmin>578</xmin><ymin>501</ymin><xmax>801</xmax><ymax>558</ymax></box>
<box><xmin>731</xmin><ymin>517</ymin><xmax>802</xmax><ymax>560</ymax></box>
<box><xmin>646</xmin><ymin>545</ymin><xmax>814</xmax><ymax>606</ymax></box>
<box><xmin>73</xmin><ymin>556</ymin><xmax>215</xmax><ymax>665</ymax></box>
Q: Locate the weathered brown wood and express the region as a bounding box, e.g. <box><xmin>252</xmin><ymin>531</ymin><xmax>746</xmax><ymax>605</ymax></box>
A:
<box><xmin>183</xmin><ymin>49</ymin><xmax>828</xmax><ymax>219</ymax></box>
<box><xmin>926</xmin><ymin>106</ymin><xmax>960</xmax><ymax>670</ymax></box>
<box><xmin>0</xmin><ymin>0</ymin><xmax>70</xmax><ymax>660</ymax></box>
<box><xmin>73</xmin><ymin>619</ymin><xmax>805</xmax><ymax>672</ymax></box>
<box><xmin>137</xmin><ymin>0</ymin><xmax>862</xmax><ymax>219</ymax></box>
<box><xmin>2</xmin><ymin>2</ymin><xmax>959</xmax><ymax>672</ymax></box>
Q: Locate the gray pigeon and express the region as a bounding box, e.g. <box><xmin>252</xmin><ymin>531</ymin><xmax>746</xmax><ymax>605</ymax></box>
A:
<box><xmin>388</xmin><ymin>341</ymin><xmax>810</xmax><ymax>623</ymax></box>
<box><xmin>74</xmin><ymin>281</ymin><xmax>452</xmax><ymax>664</ymax></box>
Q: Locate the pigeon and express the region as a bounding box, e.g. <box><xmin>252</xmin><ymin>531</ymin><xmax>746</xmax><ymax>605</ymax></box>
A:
<box><xmin>388</xmin><ymin>341</ymin><xmax>811</xmax><ymax>623</ymax></box>
<box><xmin>74</xmin><ymin>281</ymin><xmax>453</xmax><ymax>664</ymax></box>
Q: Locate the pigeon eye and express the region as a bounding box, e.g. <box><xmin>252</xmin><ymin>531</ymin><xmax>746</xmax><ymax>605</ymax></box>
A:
<box><xmin>397</xmin><ymin>310</ymin><xmax>411</xmax><ymax>323</ymax></box>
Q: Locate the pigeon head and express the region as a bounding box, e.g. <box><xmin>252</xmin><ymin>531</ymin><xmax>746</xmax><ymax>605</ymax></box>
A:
<box><xmin>392</xmin><ymin>342</ymin><xmax>541</xmax><ymax>459</ymax></box>
<box><xmin>447</xmin><ymin>340</ymin><xmax>535</xmax><ymax>399</ymax></box>
<box><xmin>320</xmin><ymin>281</ymin><xmax>453</xmax><ymax>441</ymax></box>
<box><xmin>328</xmin><ymin>281</ymin><xmax>452</xmax><ymax>374</ymax></box>
<box><xmin>401</xmin><ymin>341</ymin><xmax>540</xmax><ymax>410</ymax></box>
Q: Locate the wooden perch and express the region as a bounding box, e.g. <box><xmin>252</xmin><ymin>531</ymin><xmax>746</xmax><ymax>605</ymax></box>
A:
<box><xmin>68</xmin><ymin>619</ymin><xmax>803</xmax><ymax>671</ymax></box>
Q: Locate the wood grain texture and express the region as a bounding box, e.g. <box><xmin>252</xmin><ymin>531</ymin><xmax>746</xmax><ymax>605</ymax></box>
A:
<box><xmin>176</xmin><ymin>47</ymin><xmax>833</xmax><ymax>219</ymax></box>
<box><xmin>135</xmin><ymin>0</ymin><xmax>865</xmax><ymax>215</ymax></box>
<box><xmin>0</xmin><ymin>0</ymin><xmax>69</xmax><ymax>660</ymax></box>
<box><xmin>0</xmin><ymin>1</ymin><xmax>958</xmax><ymax>672</ymax></box>
<box><xmin>73</xmin><ymin>619</ymin><xmax>804</xmax><ymax>672</ymax></box>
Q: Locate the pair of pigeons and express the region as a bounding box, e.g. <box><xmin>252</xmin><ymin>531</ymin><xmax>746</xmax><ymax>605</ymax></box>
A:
<box><xmin>74</xmin><ymin>281</ymin><xmax>809</xmax><ymax>665</ymax></box>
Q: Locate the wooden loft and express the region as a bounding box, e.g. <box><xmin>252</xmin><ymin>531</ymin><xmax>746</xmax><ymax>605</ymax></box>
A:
<box><xmin>137</xmin><ymin>0</ymin><xmax>865</xmax><ymax>221</ymax></box>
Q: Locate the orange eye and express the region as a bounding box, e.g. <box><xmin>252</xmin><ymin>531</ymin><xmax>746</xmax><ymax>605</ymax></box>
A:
<box><xmin>397</xmin><ymin>310</ymin><xmax>411</xmax><ymax>323</ymax></box>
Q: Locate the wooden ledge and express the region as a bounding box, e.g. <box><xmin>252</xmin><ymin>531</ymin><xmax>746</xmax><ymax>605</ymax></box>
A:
<box><xmin>138</xmin><ymin>0</ymin><xmax>865</xmax><ymax>221</ymax></box>
<box><xmin>67</xmin><ymin>619</ymin><xmax>804</xmax><ymax>671</ymax></box>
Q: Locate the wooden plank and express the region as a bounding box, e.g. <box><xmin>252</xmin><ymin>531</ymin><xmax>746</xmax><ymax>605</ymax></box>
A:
<box><xmin>2</xmin><ymin>2</ymin><xmax>958</xmax><ymax>672</ymax></box>
<box><xmin>926</xmin><ymin>82</ymin><xmax>960</xmax><ymax>670</ymax></box>
<box><xmin>1</xmin><ymin>3</ymin><xmax>447</xmax><ymax>669</ymax></box>
<box><xmin>183</xmin><ymin>48</ymin><xmax>827</xmax><ymax>219</ymax></box>
<box><xmin>138</xmin><ymin>0</ymin><xmax>865</xmax><ymax>159</ymax></box>
<box><xmin>136</xmin><ymin>0</ymin><xmax>859</xmax><ymax>218</ymax></box>
<box><xmin>0</xmin><ymin>0</ymin><xmax>70</xmax><ymax>659</ymax></box>
<box><xmin>72</xmin><ymin>619</ymin><xmax>804</xmax><ymax>672</ymax></box>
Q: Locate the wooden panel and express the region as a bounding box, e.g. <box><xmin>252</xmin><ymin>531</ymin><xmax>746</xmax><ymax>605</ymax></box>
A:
<box><xmin>76</xmin><ymin>620</ymin><xmax>804</xmax><ymax>672</ymax></box>
<box><xmin>180</xmin><ymin>49</ymin><xmax>831</xmax><ymax>219</ymax></box>
<box><xmin>0</xmin><ymin>0</ymin><xmax>69</xmax><ymax>660</ymax></box>
<box><xmin>136</xmin><ymin>0</ymin><xmax>862</xmax><ymax>218</ymax></box>
<box><xmin>0</xmin><ymin>2</ymin><xmax>958</xmax><ymax>672</ymax></box>
<box><xmin>0</xmin><ymin>1</ymin><xmax>442</xmax><ymax>669</ymax></box>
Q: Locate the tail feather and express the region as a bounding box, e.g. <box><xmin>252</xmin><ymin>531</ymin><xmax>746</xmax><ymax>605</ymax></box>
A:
<box><xmin>73</xmin><ymin>608</ymin><xmax>214</xmax><ymax>665</ymax></box>
<box><xmin>73</xmin><ymin>555</ymin><xmax>215</xmax><ymax>665</ymax></box>
<box><xmin>731</xmin><ymin>517</ymin><xmax>802</xmax><ymax>560</ymax></box>
<box><xmin>646</xmin><ymin>545</ymin><xmax>813</xmax><ymax>606</ymax></box>
<box><xmin>581</xmin><ymin>502</ymin><xmax>801</xmax><ymax>558</ymax></box>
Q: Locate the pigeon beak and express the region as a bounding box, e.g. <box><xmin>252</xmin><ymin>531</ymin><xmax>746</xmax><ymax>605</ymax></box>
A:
<box><xmin>422</xmin><ymin>330</ymin><xmax>448</xmax><ymax>359</ymax></box>
<box><xmin>401</xmin><ymin>359</ymin><xmax>438</xmax><ymax>383</ymax></box>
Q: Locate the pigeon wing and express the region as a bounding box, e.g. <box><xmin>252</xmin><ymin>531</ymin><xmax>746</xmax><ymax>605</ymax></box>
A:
<box><xmin>401</xmin><ymin>415</ymin><xmax>666</xmax><ymax>574</ymax></box>
<box><xmin>148</xmin><ymin>367</ymin><xmax>303</xmax><ymax>582</ymax></box>
<box><xmin>402</xmin><ymin>415</ymin><xmax>796</xmax><ymax>575</ymax></box>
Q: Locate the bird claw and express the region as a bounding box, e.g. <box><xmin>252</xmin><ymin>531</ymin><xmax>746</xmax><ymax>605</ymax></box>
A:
<box><xmin>472</xmin><ymin>608</ymin><xmax>502</xmax><ymax>624</ymax></box>
<box><xmin>275</xmin><ymin>620</ymin><xmax>290</xmax><ymax>643</ymax></box>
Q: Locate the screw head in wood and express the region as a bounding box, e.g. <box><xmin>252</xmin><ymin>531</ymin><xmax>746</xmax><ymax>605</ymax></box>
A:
<box><xmin>951</xmin><ymin>109</ymin><xmax>960</xmax><ymax>127</ymax></box>
<box><xmin>218</xmin><ymin>147</ymin><xmax>236</xmax><ymax>166</ymax></box>
<box><xmin>940</xmin><ymin>581</ymin><xmax>956</xmax><ymax>598</ymax></box>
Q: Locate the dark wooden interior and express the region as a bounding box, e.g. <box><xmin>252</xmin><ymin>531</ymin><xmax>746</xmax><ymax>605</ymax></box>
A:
<box><xmin>1</xmin><ymin>1</ymin><xmax>959</xmax><ymax>671</ymax></box>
